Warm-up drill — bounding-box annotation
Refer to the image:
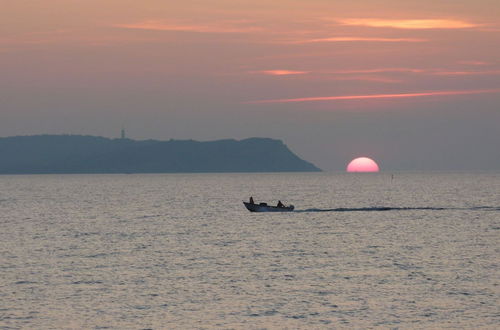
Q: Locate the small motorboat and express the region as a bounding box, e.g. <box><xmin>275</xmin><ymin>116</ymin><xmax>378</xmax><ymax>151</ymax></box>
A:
<box><xmin>243</xmin><ymin>201</ymin><xmax>294</xmax><ymax>212</ymax></box>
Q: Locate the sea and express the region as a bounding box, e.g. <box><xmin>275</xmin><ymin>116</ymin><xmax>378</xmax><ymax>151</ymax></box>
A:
<box><xmin>0</xmin><ymin>172</ymin><xmax>498</xmax><ymax>329</ymax></box>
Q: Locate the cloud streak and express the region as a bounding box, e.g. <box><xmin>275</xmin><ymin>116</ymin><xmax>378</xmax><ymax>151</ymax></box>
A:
<box><xmin>290</xmin><ymin>36</ymin><xmax>426</xmax><ymax>44</ymax></box>
<box><xmin>114</xmin><ymin>20</ymin><xmax>263</xmax><ymax>34</ymax></box>
<box><xmin>248</xmin><ymin>89</ymin><xmax>500</xmax><ymax>104</ymax></box>
<box><xmin>253</xmin><ymin>70</ymin><xmax>309</xmax><ymax>76</ymax></box>
<box><xmin>457</xmin><ymin>60</ymin><xmax>489</xmax><ymax>66</ymax></box>
<box><xmin>337</xmin><ymin>18</ymin><xmax>480</xmax><ymax>29</ymax></box>
<box><xmin>328</xmin><ymin>68</ymin><xmax>500</xmax><ymax>76</ymax></box>
<box><xmin>329</xmin><ymin>68</ymin><xmax>425</xmax><ymax>74</ymax></box>
<box><xmin>248</xmin><ymin>67</ymin><xmax>500</xmax><ymax>81</ymax></box>
<box><xmin>326</xmin><ymin>75</ymin><xmax>403</xmax><ymax>83</ymax></box>
<box><xmin>431</xmin><ymin>70</ymin><xmax>500</xmax><ymax>76</ymax></box>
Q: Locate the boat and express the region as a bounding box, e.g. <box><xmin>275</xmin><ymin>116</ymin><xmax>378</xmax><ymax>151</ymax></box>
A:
<box><xmin>243</xmin><ymin>201</ymin><xmax>294</xmax><ymax>212</ymax></box>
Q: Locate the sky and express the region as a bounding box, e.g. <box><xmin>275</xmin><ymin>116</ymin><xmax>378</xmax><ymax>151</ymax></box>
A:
<box><xmin>2</xmin><ymin>0</ymin><xmax>500</xmax><ymax>170</ymax></box>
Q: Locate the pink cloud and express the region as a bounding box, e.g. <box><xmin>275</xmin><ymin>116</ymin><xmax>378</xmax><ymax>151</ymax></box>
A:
<box><xmin>248</xmin><ymin>89</ymin><xmax>500</xmax><ymax>104</ymax></box>
<box><xmin>327</xmin><ymin>67</ymin><xmax>500</xmax><ymax>77</ymax></box>
<box><xmin>337</xmin><ymin>18</ymin><xmax>480</xmax><ymax>29</ymax></box>
<box><xmin>457</xmin><ymin>60</ymin><xmax>489</xmax><ymax>66</ymax></box>
<box><xmin>253</xmin><ymin>70</ymin><xmax>310</xmax><ymax>76</ymax></box>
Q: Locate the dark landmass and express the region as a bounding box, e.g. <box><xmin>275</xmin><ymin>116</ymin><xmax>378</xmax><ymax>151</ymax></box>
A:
<box><xmin>0</xmin><ymin>135</ymin><xmax>321</xmax><ymax>174</ymax></box>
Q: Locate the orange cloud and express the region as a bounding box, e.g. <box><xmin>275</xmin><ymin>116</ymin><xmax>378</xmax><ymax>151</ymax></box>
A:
<box><xmin>254</xmin><ymin>70</ymin><xmax>309</xmax><ymax>76</ymax></box>
<box><xmin>338</xmin><ymin>18</ymin><xmax>480</xmax><ymax>29</ymax></box>
<box><xmin>249</xmin><ymin>89</ymin><xmax>500</xmax><ymax>104</ymax></box>
<box><xmin>292</xmin><ymin>36</ymin><xmax>426</xmax><ymax>43</ymax></box>
<box><xmin>114</xmin><ymin>20</ymin><xmax>263</xmax><ymax>34</ymax></box>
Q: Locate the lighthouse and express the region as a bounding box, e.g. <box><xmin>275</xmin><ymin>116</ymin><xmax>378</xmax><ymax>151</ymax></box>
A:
<box><xmin>121</xmin><ymin>127</ymin><xmax>126</xmax><ymax>139</ymax></box>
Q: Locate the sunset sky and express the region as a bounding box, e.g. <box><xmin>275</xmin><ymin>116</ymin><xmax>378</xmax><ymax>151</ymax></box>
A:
<box><xmin>2</xmin><ymin>0</ymin><xmax>500</xmax><ymax>170</ymax></box>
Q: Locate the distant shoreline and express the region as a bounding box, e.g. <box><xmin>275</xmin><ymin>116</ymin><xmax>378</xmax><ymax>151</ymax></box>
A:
<box><xmin>0</xmin><ymin>135</ymin><xmax>321</xmax><ymax>174</ymax></box>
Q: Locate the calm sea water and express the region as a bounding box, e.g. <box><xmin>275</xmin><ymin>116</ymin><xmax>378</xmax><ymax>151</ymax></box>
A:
<box><xmin>0</xmin><ymin>172</ymin><xmax>499</xmax><ymax>329</ymax></box>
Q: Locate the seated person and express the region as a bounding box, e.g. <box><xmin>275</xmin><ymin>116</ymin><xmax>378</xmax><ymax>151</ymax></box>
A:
<box><xmin>249</xmin><ymin>196</ymin><xmax>255</xmax><ymax>204</ymax></box>
<box><xmin>277</xmin><ymin>200</ymin><xmax>284</xmax><ymax>208</ymax></box>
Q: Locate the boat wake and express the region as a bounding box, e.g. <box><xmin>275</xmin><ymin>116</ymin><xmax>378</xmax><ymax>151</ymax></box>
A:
<box><xmin>294</xmin><ymin>206</ymin><xmax>500</xmax><ymax>213</ymax></box>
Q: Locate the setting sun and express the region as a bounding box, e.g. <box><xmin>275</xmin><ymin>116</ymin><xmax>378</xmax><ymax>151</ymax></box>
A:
<box><xmin>347</xmin><ymin>157</ymin><xmax>380</xmax><ymax>172</ymax></box>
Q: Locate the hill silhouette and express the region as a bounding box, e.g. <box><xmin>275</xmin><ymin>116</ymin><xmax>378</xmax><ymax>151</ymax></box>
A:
<box><xmin>0</xmin><ymin>135</ymin><xmax>320</xmax><ymax>174</ymax></box>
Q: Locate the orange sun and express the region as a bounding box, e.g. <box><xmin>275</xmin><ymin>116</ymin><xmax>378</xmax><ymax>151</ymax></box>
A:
<box><xmin>347</xmin><ymin>157</ymin><xmax>380</xmax><ymax>172</ymax></box>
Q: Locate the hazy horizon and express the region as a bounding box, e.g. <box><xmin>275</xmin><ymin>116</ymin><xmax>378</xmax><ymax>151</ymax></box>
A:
<box><xmin>2</xmin><ymin>1</ymin><xmax>499</xmax><ymax>170</ymax></box>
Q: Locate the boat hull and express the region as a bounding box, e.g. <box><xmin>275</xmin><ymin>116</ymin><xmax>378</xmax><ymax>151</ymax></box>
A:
<box><xmin>243</xmin><ymin>202</ymin><xmax>294</xmax><ymax>212</ymax></box>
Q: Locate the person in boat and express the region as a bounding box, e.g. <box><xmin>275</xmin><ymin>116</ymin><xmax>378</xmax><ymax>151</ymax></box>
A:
<box><xmin>277</xmin><ymin>200</ymin><xmax>284</xmax><ymax>208</ymax></box>
<box><xmin>249</xmin><ymin>196</ymin><xmax>255</xmax><ymax>204</ymax></box>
